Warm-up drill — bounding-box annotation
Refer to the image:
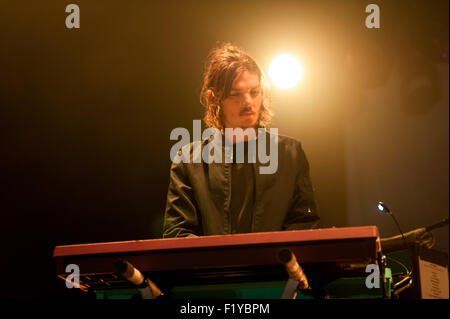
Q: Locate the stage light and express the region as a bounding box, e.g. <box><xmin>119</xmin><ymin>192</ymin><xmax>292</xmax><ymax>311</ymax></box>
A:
<box><xmin>268</xmin><ymin>54</ymin><xmax>303</xmax><ymax>89</ymax></box>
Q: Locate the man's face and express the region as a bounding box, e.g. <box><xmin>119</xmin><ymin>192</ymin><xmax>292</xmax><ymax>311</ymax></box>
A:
<box><xmin>221</xmin><ymin>71</ymin><xmax>262</xmax><ymax>129</ymax></box>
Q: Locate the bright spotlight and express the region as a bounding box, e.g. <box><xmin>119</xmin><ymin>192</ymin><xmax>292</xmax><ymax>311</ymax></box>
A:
<box><xmin>268</xmin><ymin>54</ymin><xmax>303</xmax><ymax>89</ymax></box>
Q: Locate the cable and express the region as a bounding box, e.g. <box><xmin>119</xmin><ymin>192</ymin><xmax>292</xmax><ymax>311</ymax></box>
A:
<box><xmin>385</xmin><ymin>256</ymin><xmax>413</xmax><ymax>296</ymax></box>
<box><xmin>386</xmin><ymin>256</ymin><xmax>411</xmax><ymax>276</ymax></box>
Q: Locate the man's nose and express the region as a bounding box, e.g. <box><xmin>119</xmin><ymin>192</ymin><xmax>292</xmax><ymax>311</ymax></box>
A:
<box><xmin>242</xmin><ymin>93</ymin><xmax>253</xmax><ymax>106</ymax></box>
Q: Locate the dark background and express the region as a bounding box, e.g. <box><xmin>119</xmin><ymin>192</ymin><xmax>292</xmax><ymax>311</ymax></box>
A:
<box><xmin>0</xmin><ymin>0</ymin><xmax>448</xmax><ymax>298</ymax></box>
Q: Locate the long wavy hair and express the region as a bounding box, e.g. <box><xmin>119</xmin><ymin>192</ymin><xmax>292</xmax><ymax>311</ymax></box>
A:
<box><xmin>199</xmin><ymin>43</ymin><xmax>272</xmax><ymax>131</ymax></box>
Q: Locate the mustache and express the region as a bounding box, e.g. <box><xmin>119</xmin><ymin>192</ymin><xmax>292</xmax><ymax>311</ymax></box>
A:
<box><xmin>239</xmin><ymin>107</ymin><xmax>254</xmax><ymax>115</ymax></box>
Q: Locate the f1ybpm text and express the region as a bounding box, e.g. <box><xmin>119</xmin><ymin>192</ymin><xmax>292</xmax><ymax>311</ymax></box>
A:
<box><xmin>180</xmin><ymin>303</ymin><xmax>269</xmax><ymax>316</ymax></box>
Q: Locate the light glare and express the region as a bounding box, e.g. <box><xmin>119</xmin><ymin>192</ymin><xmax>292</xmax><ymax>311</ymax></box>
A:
<box><xmin>269</xmin><ymin>54</ymin><xmax>303</xmax><ymax>89</ymax></box>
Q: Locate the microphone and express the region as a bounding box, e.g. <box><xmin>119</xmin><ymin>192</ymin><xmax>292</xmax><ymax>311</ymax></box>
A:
<box><xmin>115</xmin><ymin>259</ymin><xmax>145</xmax><ymax>286</ymax></box>
<box><xmin>278</xmin><ymin>249</ymin><xmax>309</xmax><ymax>290</ymax></box>
<box><xmin>381</xmin><ymin>218</ymin><xmax>448</xmax><ymax>253</ymax></box>
<box><xmin>381</xmin><ymin>227</ymin><xmax>434</xmax><ymax>253</ymax></box>
<box><xmin>425</xmin><ymin>218</ymin><xmax>449</xmax><ymax>232</ymax></box>
<box><xmin>115</xmin><ymin>259</ymin><xmax>163</xmax><ymax>299</ymax></box>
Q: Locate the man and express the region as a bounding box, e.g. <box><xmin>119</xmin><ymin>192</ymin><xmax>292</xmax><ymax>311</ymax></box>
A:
<box><xmin>163</xmin><ymin>43</ymin><xmax>319</xmax><ymax>238</ymax></box>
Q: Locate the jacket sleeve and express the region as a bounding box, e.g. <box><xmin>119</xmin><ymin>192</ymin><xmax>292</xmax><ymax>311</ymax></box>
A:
<box><xmin>162</xmin><ymin>161</ymin><xmax>202</xmax><ymax>238</ymax></box>
<box><xmin>283</xmin><ymin>141</ymin><xmax>320</xmax><ymax>230</ymax></box>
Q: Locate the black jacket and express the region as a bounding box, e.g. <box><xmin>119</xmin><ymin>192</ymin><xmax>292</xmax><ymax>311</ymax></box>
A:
<box><xmin>163</xmin><ymin>131</ymin><xmax>320</xmax><ymax>238</ymax></box>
